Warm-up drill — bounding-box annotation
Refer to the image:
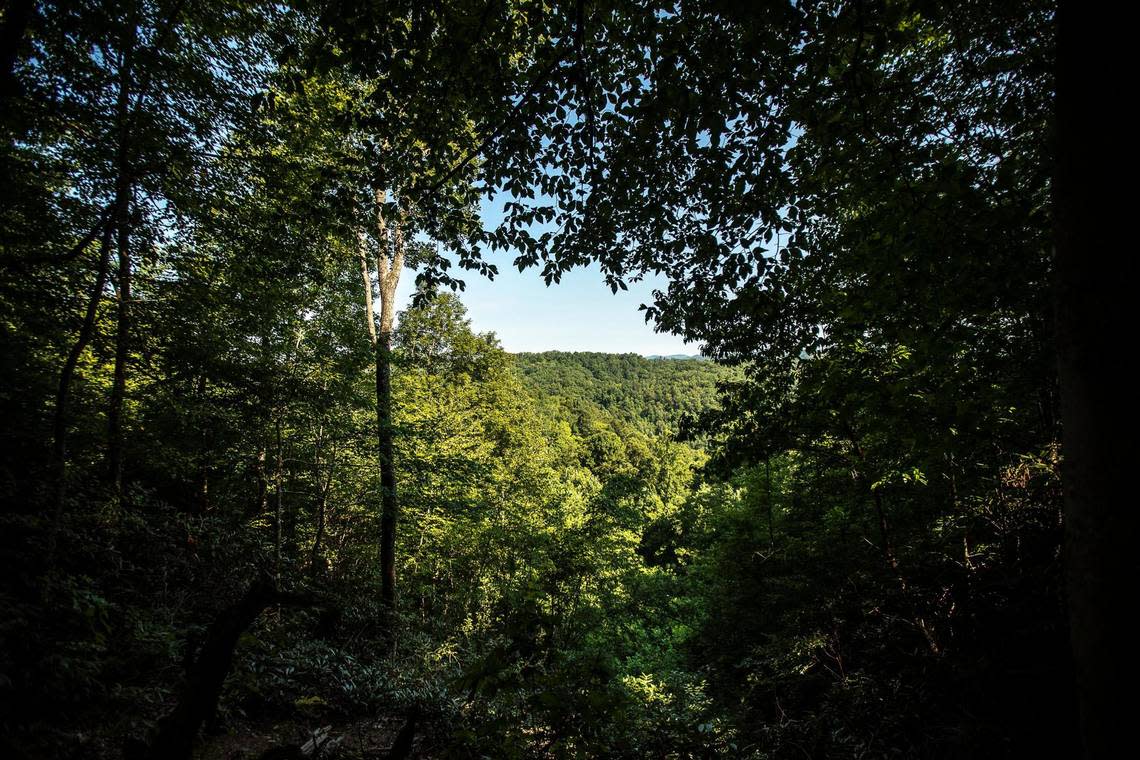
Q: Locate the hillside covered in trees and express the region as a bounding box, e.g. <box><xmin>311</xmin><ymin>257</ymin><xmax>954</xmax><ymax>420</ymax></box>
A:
<box><xmin>0</xmin><ymin>1</ymin><xmax>1124</xmax><ymax>759</ymax></box>
<box><xmin>513</xmin><ymin>352</ymin><xmax>735</xmax><ymax>437</ymax></box>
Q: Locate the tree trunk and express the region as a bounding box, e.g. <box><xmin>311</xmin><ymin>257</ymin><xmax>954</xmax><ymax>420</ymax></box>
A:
<box><xmin>362</xmin><ymin>189</ymin><xmax>404</xmax><ymax>610</ymax></box>
<box><xmin>106</xmin><ymin>17</ymin><xmax>137</xmax><ymax>497</ymax></box>
<box><xmin>142</xmin><ymin>576</ymin><xmax>326</xmax><ymax>760</ymax></box>
<box><xmin>765</xmin><ymin>455</ymin><xmax>774</xmax><ymax>546</ymax></box>
<box><xmin>377</xmin><ymin>329</ymin><xmax>396</xmax><ymax>608</ymax></box>
<box><xmin>192</xmin><ymin>374</ymin><xmax>209</xmax><ymax>515</ymax></box>
<box><xmin>253</xmin><ymin>445</ymin><xmax>269</xmax><ymax>518</ymax></box>
<box><xmin>52</xmin><ymin>223</ymin><xmax>115</xmax><ymax>478</ymax></box>
<box><xmin>274</xmin><ymin>416</ymin><xmax>283</xmax><ymax>584</ymax></box>
<box><xmin>310</xmin><ymin>494</ymin><xmax>327</xmax><ymax>579</ymax></box>
<box><xmin>106</xmin><ymin>198</ymin><xmax>132</xmax><ymax>494</ymax></box>
<box><xmin>358</xmin><ymin>233</ymin><xmax>377</xmax><ymax>347</ymax></box>
<box><xmin>1054</xmin><ymin>4</ymin><xmax>1127</xmax><ymax>756</ymax></box>
<box><xmin>310</xmin><ymin>432</ymin><xmax>334</xmax><ymax>580</ymax></box>
<box><xmin>48</xmin><ymin>222</ymin><xmax>115</xmax><ymax>561</ymax></box>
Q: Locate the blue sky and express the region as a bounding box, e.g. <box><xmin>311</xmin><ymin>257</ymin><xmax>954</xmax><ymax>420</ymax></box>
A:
<box><xmin>395</xmin><ymin>258</ymin><xmax>694</xmax><ymax>355</ymax></box>
<box><xmin>392</xmin><ymin>252</ymin><xmax>693</xmax><ymax>357</ymax></box>
<box><xmin>394</xmin><ymin>197</ymin><xmax>696</xmax><ymax>356</ymax></box>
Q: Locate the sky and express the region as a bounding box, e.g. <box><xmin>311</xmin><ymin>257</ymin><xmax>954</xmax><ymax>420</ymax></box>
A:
<box><xmin>394</xmin><ymin>258</ymin><xmax>695</xmax><ymax>355</ymax></box>
<box><xmin>392</xmin><ymin>197</ymin><xmax>696</xmax><ymax>356</ymax></box>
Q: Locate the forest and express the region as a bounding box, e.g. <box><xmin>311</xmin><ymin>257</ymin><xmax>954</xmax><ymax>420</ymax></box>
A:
<box><xmin>513</xmin><ymin>352</ymin><xmax>734</xmax><ymax>437</ymax></box>
<box><xmin>0</xmin><ymin>1</ymin><xmax>1125</xmax><ymax>758</ymax></box>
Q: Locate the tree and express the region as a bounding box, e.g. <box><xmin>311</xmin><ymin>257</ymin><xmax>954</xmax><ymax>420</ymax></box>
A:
<box><xmin>1053</xmin><ymin>3</ymin><xmax>1128</xmax><ymax>755</ymax></box>
<box><xmin>303</xmin><ymin>0</ymin><xmax>544</xmax><ymax>609</ymax></box>
<box><xmin>358</xmin><ymin>189</ymin><xmax>404</xmax><ymax>610</ymax></box>
<box><xmin>2</xmin><ymin>0</ymin><xmax>281</xmax><ymax>512</ymax></box>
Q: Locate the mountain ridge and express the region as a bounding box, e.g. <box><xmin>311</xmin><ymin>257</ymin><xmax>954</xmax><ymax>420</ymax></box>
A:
<box><xmin>511</xmin><ymin>350</ymin><xmax>734</xmax><ymax>437</ymax></box>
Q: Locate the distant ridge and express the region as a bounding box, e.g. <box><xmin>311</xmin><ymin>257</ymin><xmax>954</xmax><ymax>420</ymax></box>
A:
<box><xmin>512</xmin><ymin>351</ymin><xmax>734</xmax><ymax>437</ymax></box>
<box><xmin>510</xmin><ymin>350</ymin><xmax>709</xmax><ymax>361</ymax></box>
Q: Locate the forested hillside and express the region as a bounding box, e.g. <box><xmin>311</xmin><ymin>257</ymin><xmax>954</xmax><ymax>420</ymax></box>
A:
<box><xmin>1</xmin><ymin>1</ymin><xmax>1121</xmax><ymax>758</ymax></box>
<box><xmin>513</xmin><ymin>352</ymin><xmax>735</xmax><ymax>437</ymax></box>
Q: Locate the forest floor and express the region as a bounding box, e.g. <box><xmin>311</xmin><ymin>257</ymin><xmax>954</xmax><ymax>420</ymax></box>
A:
<box><xmin>197</xmin><ymin>714</ymin><xmax>425</xmax><ymax>759</ymax></box>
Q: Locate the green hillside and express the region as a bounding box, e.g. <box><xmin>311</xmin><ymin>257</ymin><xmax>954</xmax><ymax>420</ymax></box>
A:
<box><xmin>512</xmin><ymin>351</ymin><xmax>737</xmax><ymax>437</ymax></box>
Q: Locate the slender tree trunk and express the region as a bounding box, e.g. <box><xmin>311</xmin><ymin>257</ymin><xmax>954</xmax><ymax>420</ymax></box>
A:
<box><xmin>193</xmin><ymin>375</ymin><xmax>209</xmax><ymax>515</ymax></box>
<box><xmin>310</xmin><ymin>433</ymin><xmax>334</xmax><ymax>580</ymax></box>
<box><xmin>310</xmin><ymin>487</ymin><xmax>327</xmax><ymax>578</ymax></box>
<box><xmin>358</xmin><ymin>233</ymin><xmax>377</xmax><ymax>347</ymax></box>
<box><xmin>47</xmin><ymin>222</ymin><xmax>115</xmax><ymax>561</ymax></box>
<box><xmin>1054</xmin><ymin>4</ymin><xmax>1127</xmax><ymax>755</ymax></box>
<box><xmin>377</xmin><ymin>211</ymin><xmax>405</xmax><ymax>610</ymax></box>
<box><xmin>106</xmin><ymin>17</ymin><xmax>137</xmax><ymax>497</ymax></box>
<box><xmin>52</xmin><ymin>222</ymin><xmax>115</xmax><ymax>478</ymax></box>
<box><xmin>845</xmin><ymin>428</ymin><xmax>905</xmax><ymax>583</ymax></box>
<box><xmin>765</xmin><ymin>455</ymin><xmax>774</xmax><ymax>546</ymax></box>
<box><xmin>253</xmin><ymin>445</ymin><xmax>268</xmax><ymax>518</ymax></box>
<box><xmin>107</xmin><ymin>197</ymin><xmax>132</xmax><ymax>494</ymax></box>
<box><xmin>274</xmin><ymin>415</ymin><xmax>283</xmax><ymax>584</ymax></box>
<box><xmin>361</xmin><ymin>189</ymin><xmax>404</xmax><ymax>610</ymax></box>
<box><xmin>48</xmin><ymin>10</ymin><xmax>134</xmax><ymax>558</ymax></box>
<box><xmin>376</xmin><ymin>328</ymin><xmax>396</xmax><ymax>607</ymax></box>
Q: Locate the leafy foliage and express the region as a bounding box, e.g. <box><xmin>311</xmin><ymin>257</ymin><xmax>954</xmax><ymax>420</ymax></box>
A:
<box><xmin>513</xmin><ymin>351</ymin><xmax>736</xmax><ymax>438</ymax></box>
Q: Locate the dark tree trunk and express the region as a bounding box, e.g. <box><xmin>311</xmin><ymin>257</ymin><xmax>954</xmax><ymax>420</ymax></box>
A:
<box><xmin>366</xmin><ymin>189</ymin><xmax>403</xmax><ymax>612</ymax></box>
<box><xmin>52</xmin><ymin>224</ymin><xmax>115</xmax><ymax>479</ymax></box>
<box><xmin>192</xmin><ymin>375</ymin><xmax>209</xmax><ymax>515</ymax></box>
<box><xmin>310</xmin><ymin>487</ymin><xmax>328</xmax><ymax>579</ymax></box>
<box><xmin>106</xmin><ymin>17</ymin><xmax>137</xmax><ymax>497</ymax></box>
<box><xmin>274</xmin><ymin>416</ymin><xmax>283</xmax><ymax>582</ymax></box>
<box><xmin>1054</xmin><ymin>4</ymin><xmax>1128</xmax><ymax>756</ymax></box>
<box><xmin>377</xmin><ymin>332</ymin><xmax>396</xmax><ymax>608</ymax></box>
<box><xmin>106</xmin><ymin>199</ymin><xmax>132</xmax><ymax>493</ymax></box>
<box><xmin>48</xmin><ymin>222</ymin><xmax>115</xmax><ymax>558</ymax></box>
<box><xmin>142</xmin><ymin>577</ymin><xmax>326</xmax><ymax>760</ymax></box>
<box><xmin>310</xmin><ymin>430</ymin><xmax>333</xmax><ymax>580</ymax></box>
<box><xmin>764</xmin><ymin>455</ymin><xmax>773</xmax><ymax>546</ymax></box>
<box><xmin>253</xmin><ymin>444</ymin><xmax>269</xmax><ymax>518</ymax></box>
